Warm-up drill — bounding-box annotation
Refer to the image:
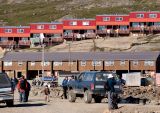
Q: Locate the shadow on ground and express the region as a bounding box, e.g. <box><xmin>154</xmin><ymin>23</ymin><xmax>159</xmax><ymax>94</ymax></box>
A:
<box><xmin>13</xmin><ymin>103</ymin><xmax>47</xmax><ymax>107</ymax></box>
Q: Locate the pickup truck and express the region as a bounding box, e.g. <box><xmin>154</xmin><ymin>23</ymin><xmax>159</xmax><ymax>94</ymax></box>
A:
<box><xmin>67</xmin><ymin>71</ymin><xmax>113</xmax><ymax>103</ymax></box>
<box><xmin>0</xmin><ymin>73</ymin><xmax>14</xmax><ymax>107</ymax></box>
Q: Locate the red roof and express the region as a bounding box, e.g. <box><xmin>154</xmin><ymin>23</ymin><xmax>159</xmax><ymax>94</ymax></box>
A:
<box><xmin>96</xmin><ymin>22</ymin><xmax>129</xmax><ymax>26</ymax></box>
<box><xmin>0</xmin><ymin>33</ymin><xmax>30</xmax><ymax>37</ymax></box>
<box><xmin>129</xmin><ymin>18</ymin><xmax>160</xmax><ymax>22</ymax></box>
<box><xmin>63</xmin><ymin>26</ymin><xmax>96</xmax><ymax>30</ymax></box>
<box><xmin>30</xmin><ymin>30</ymin><xmax>63</xmax><ymax>33</ymax></box>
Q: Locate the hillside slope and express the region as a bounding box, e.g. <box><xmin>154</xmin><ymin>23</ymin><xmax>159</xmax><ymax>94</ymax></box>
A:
<box><xmin>0</xmin><ymin>0</ymin><xmax>160</xmax><ymax>25</ymax></box>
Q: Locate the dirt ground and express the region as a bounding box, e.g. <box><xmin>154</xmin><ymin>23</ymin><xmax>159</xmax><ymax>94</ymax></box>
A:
<box><xmin>1</xmin><ymin>88</ymin><xmax>160</xmax><ymax>113</ymax></box>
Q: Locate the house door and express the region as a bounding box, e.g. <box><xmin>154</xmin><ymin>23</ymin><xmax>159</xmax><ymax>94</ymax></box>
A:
<box><xmin>17</xmin><ymin>72</ymin><xmax>22</xmax><ymax>78</ymax></box>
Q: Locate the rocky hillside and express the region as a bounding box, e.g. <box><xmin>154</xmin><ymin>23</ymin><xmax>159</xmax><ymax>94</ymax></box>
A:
<box><xmin>0</xmin><ymin>0</ymin><xmax>160</xmax><ymax>25</ymax></box>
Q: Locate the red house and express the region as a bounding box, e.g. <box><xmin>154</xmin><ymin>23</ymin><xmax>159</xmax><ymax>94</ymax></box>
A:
<box><xmin>63</xmin><ymin>19</ymin><xmax>96</xmax><ymax>40</ymax></box>
<box><xmin>129</xmin><ymin>11</ymin><xmax>160</xmax><ymax>33</ymax></box>
<box><xmin>96</xmin><ymin>15</ymin><xmax>130</xmax><ymax>36</ymax></box>
<box><xmin>30</xmin><ymin>22</ymin><xmax>63</xmax><ymax>44</ymax></box>
<box><xmin>0</xmin><ymin>26</ymin><xmax>30</xmax><ymax>48</ymax></box>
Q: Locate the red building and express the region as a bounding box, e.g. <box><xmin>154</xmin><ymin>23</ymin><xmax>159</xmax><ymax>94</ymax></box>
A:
<box><xmin>129</xmin><ymin>11</ymin><xmax>160</xmax><ymax>33</ymax></box>
<box><xmin>0</xmin><ymin>26</ymin><xmax>30</xmax><ymax>48</ymax></box>
<box><xmin>63</xmin><ymin>19</ymin><xmax>96</xmax><ymax>40</ymax></box>
<box><xmin>96</xmin><ymin>15</ymin><xmax>130</xmax><ymax>36</ymax></box>
<box><xmin>30</xmin><ymin>22</ymin><xmax>63</xmax><ymax>44</ymax></box>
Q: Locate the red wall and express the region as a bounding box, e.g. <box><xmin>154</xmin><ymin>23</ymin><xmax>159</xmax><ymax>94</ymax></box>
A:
<box><xmin>63</xmin><ymin>19</ymin><xmax>96</xmax><ymax>26</ymax></box>
<box><xmin>0</xmin><ymin>27</ymin><xmax>30</xmax><ymax>33</ymax></box>
<box><xmin>30</xmin><ymin>23</ymin><xmax>63</xmax><ymax>30</ymax></box>
<box><xmin>96</xmin><ymin>15</ymin><xmax>129</xmax><ymax>22</ymax></box>
<box><xmin>130</xmin><ymin>12</ymin><xmax>160</xmax><ymax>18</ymax></box>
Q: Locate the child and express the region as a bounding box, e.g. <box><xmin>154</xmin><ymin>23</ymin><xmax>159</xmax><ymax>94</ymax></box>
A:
<box><xmin>43</xmin><ymin>85</ymin><xmax>50</xmax><ymax>102</ymax></box>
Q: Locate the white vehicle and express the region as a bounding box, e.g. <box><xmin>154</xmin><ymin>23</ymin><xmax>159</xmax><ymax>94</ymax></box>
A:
<box><xmin>0</xmin><ymin>73</ymin><xmax>14</xmax><ymax>107</ymax></box>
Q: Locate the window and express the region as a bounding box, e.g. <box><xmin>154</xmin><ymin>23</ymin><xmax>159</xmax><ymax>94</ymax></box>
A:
<box><xmin>132</xmin><ymin>22</ymin><xmax>140</xmax><ymax>27</ymax></box>
<box><xmin>133</xmin><ymin>61</ymin><xmax>139</xmax><ymax>65</ymax></box>
<box><xmin>120</xmin><ymin>61</ymin><xmax>125</xmax><ymax>65</ymax></box>
<box><xmin>115</xmin><ymin>17</ymin><xmax>123</xmax><ymax>21</ymax></box>
<box><xmin>103</xmin><ymin>17</ymin><xmax>110</xmax><ymax>21</ymax></box>
<box><xmin>18</xmin><ymin>62</ymin><xmax>23</xmax><ymax>66</ymax></box>
<box><xmin>96</xmin><ymin>73</ymin><xmax>106</xmax><ymax>81</ymax></box>
<box><xmin>136</xmin><ymin>14</ymin><xmax>144</xmax><ymax>18</ymax></box>
<box><xmin>154</xmin><ymin>22</ymin><xmax>160</xmax><ymax>26</ymax></box>
<box><xmin>82</xmin><ymin>21</ymin><xmax>90</xmax><ymax>26</ymax></box>
<box><xmin>120</xmin><ymin>26</ymin><xmax>128</xmax><ymax>30</ymax></box>
<box><xmin>53</xmin><ymin>62</ymin><xmax>62</xmax><ymax>66</ymax></box>
<box><xmin>17</xmin><ymin>29</ymin><xmax>24</xmax><ymax>33</ymax></box>
<box><xmin>144</xmin><ymin>61</ymin><xmax>154</xmax><ymax>66</ymax></box>
<box><xmin>4</xmin><ymin>62</ymin><xmax>12</xmax><ymax>66</ymax></box>
<box><xmin>49</xmin><ymin>25</ymin><xmax>57</xmax><ymax>29</ymax></box>
<box><xmin>41</xmin><ymin>62</ymin><xmax>50</xmax><ymax>66</ymax></box>
<box><xmin>92</xmin><ymin>61</ymin><xmax>102</xmax><ymax>66</ymax></box>
<box><xmin>5</xmin><ymin>29</ymin><xmax>12</xmax><ymax>33</ymax></box>
<box><xmin>81</xmin><ymin>61</ymin><xmax>86</xmax><ymax>66</ymax></box>
<box><xmin>68</xmin><ymin>62</ymin><xmax>74</xmax><ymax>65</ymax></box>
<box><xmin>37</xmin><ymin>25</ymin><xmax>44</xmax><ymax>29</ymax></box>
<box><xmin>105</xmin><ymin>61</ymin><xmax>114</xmax><ymax>66</ymax></box>
<box><xmin>83</xmin><ymin>73</ymin><xmax>94</xmax><ymax>81</ymax></box>
<box><xmin>70</xmin><ymin>21</ymin><xmax>77</xmax><ymax>26</ymax></box>
<box><xmin>31</xmin><ymin>62</ymin><xmax>35</xmax><ymax>66</ymax></box>
<box><xmin>149</xmin><ymin>14</ymin><xmax>157</xmax><ymax>18</ymax></box>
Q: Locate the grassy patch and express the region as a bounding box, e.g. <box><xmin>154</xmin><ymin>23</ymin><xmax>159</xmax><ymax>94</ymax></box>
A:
<box><xmin>0</xmin><ymin>0</ymin><xmax>160</xmax><ymax>25</ymax></box>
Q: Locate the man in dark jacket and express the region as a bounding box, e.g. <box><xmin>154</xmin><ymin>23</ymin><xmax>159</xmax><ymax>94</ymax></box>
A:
<box><xmin>107</xmin><ymin>74</ymin><xmax>118</xmax><ymax>110</ymax></box>
<box><xmin>62</xmin><ymin>77</ymin><xmax>68</xmax><ymax>99</ymax></box>
<box><xmin>25</xmin><ymin>80</ymin><xmax>31</xmax><ymax>102</ymax></box>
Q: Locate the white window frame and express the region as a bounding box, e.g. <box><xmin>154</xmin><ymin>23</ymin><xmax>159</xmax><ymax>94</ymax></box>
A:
<box><xmin>120</xmin><ymin>60</ymin><xmax>125</xmax><ymax>66</ymax></box>
<box><xmin>30</xmin><ymin>62</ymin><xmax>35</xmax><ymax>66</ymax></box>
<box><xmin>18</xmin><ymin>62</ymin><xmax>23</xmax><ymax>66</ymax></box>
<box><xmin>115</xmin><ymin>17</ymin><xmax>123</xmax><ymax>21</ymax></box>
<box><xmin>68</xmin><ymin>61</ymin><xmax>74</xmax><ymax>65</ymax></box>
<box><xmin>53</xmin><ymin>62</ymin><xmax>62</xmax><ymax>66</ymax></box>
<box><xmin>81</xmin><ymin>61</ymin><xmax>86</xmax><ymax>66</ymax></box>
<box><xmin>37</xmin><ymin>25</ymin><xmax>44</xmax><ymax>29</ymax></box>
<box><xmin>5</xmin><ymin>29</ymin><xmax>12</xmax><ymax>33</ymax></box>
<box><xmin>4</xmin><ymin>61</ymin><xmax>12</xmax><ymax>66</ymax></box>
<box><xmin>49</xmin><ymin>25</ymin><xmax>57</xmax><ymax>29</ymax></box>
<box><xmin>136</xmin><ymin>14</ymin><xmax>144</xmax><ymax>18</ymax></box>
<box><xmin>103</xmin><ymin>17</ymin><xmax>110</xmax><ymax>21</ymax></box>
<box><xmin>41</xmin><ymin>62</ymin><xmax>50</xmax><ymax>66</ymax></box>
<box><xmin>82</xmin><ymin>21</ymin><xmax>90</xmax><ymax>26</ymax></box>
<box><xmin>92</xmin><ymin>61</ymin><xmax>102</xmax><ymax>66</ymax></box>
<box><xmin>70</xmin><ymin>21</ymin><xmax>77</xmax><ymax>26</ymax></box>
<box><xmin>149</xmin><ymin>14</ymin><xmax>157</xmax><ymax>18</ymax></box>
<box><xmin>17</xmin><ymin>29</ymin><xmax>24</xmax><ymax>33</ymax></box>
<box><xmin>144</xmin><ymin>61</ymin><xmax>154</xmax><ymax>66</ymax></box>
<box><xmin>105</xmin><ymin>61</ymin><xmax>114</xmax><ymax>66</ymax></box>
<box><xmin>133</xmin><ymin>61</ymin><xmax>139</xmax><ymax>66</ymax></box>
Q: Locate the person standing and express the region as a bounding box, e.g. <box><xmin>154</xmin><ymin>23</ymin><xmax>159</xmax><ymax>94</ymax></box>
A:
<box><xmin>62</xmin><ymin>77</ymin><xmax>68</xmax><ymax>99</ymax></box>
<box><xmin>43</xmin><ymin>85</ymin><xmax>50</xmax><ymax>102</ymax></box>
<box><xmin>107</xmin><ymin>74</ymin><xmax>118</xmax><ymax>110</ymax></box>
<box><xmin>25</xmin><ymin>80</ymin><xmax>31</xmax><ymax>102</ymax></box>
<box><xmin>17</xmin><ymin>76</ymin><xmax>28</xmax><ymax>102</ymax></box>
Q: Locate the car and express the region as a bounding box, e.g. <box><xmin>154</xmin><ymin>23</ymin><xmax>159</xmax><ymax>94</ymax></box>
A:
<box><xmin>0</xmin><ymin>73</ymin><xmax>14</xmax><ymax>107</ymax></box>
<box><xmin>67</xmin><ymin>71</ymin><xmax>115</xmax><ymax>103</ymax></box>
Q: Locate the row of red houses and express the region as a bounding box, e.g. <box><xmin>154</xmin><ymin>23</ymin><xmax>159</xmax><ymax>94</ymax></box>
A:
<box><xmin>0</xmin><ymin>11</ymin><xmax>160</xmax><ymax>48</ymax></box>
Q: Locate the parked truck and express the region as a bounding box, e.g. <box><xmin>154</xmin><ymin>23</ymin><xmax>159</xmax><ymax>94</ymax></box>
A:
<box><xmin>67</xmin><ymin>71</ymin><xmax>116</xmax><ymax>103</ymax></box>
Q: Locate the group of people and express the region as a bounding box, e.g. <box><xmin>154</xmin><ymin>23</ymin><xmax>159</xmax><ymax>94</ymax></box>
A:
<box><xmin>17</xmin><ymin>76</ymin><xmax>31</xmax><ymax>102</ymax></box>
<box><xmin>62</xmin><ymin>76</ymin><xmax>74</xmax><ymax>99</ymax></box>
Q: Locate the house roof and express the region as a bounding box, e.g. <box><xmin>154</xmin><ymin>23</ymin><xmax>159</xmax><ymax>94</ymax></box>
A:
<box><xmin>1</xmin><ymin>51</ymin><xmax>160</xmax><ymax>61</ymax></box>
<box><xmin>30</xmin><ymin>22</ymin><xmax>63</xmax><ymax>24</ymax></box>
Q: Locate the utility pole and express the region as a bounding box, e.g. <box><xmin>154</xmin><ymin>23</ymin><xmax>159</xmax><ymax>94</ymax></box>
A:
<box><xmin>69</xmin><ymin>42</ymin><xmax>71</xmax><ymax>72</ymax></box>
<box><xmin>42</xmin><ymin>44</ymin><xmax>45</xmax><ymax>76</ymax></box>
